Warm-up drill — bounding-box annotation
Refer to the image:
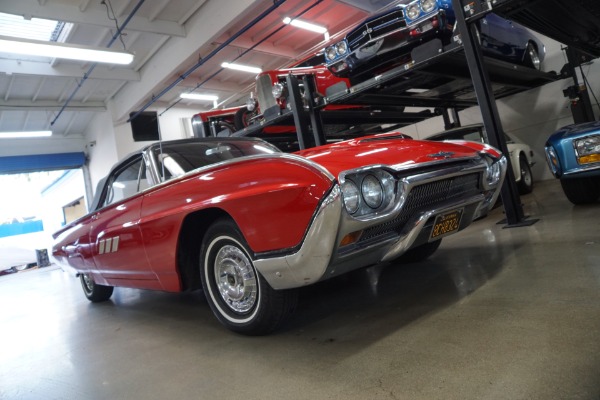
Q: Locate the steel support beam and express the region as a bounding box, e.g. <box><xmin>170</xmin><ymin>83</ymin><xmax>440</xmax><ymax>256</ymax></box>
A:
<box><xmin>453</xmin><ymin>0</ymin><xmax>535</xmax><ymax>227</ymax></box>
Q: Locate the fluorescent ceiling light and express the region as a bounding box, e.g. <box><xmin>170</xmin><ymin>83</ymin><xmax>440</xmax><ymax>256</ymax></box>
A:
<box><xmin>221</xmin><ymin>62</ymin><xmax>262</xmax><ymax>74</ymax></box>
<box><xmin>0</xmin><ymin>35</ymin><xmax>134</xmax><ymax>65</ymax></box>
<box><xmin>180</xmin><ymin>93</ymin><xmax>219</xmax><ymax>101</ymax></box>
<box><xmin>0</xmin><ymin>131</ymin><xmax>52</xmax><ymax>138</ymax></box>
<box><xmin>283</xmin><ymin>17</ymin><xmax>327</xmax><ymax>34</ymax></box>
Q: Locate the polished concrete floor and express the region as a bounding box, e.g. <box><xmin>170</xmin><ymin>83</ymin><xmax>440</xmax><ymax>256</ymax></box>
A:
<box><xmin>1</xmin><ymin>179</ymin><xmax>599</xmax><ymax>400</ymax></box>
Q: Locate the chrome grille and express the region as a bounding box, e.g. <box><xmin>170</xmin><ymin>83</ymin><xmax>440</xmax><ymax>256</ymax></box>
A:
<box><xmin>358</xmin><ymin>173</ymin><xmax>481</xmax><ymax>243</ymax></box>
<box><xmin>347</xmin><ymin>9</ymin><xmax>407</xmax><ymax>51</ymax></box>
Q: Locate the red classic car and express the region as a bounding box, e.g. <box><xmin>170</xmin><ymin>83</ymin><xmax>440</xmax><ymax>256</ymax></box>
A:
<box><xmin>52</xmin><ymin>133</ymin><xmax>506</xmax><ymax>335</ymax></box>
<box><xmin>191</xmin><ymin>54</ymin><xmax>352</xmax><ymax>137</ymax></box>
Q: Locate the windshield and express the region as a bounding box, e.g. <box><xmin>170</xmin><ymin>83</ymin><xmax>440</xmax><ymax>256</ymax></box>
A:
<box><xmin>151</xmin><ymin>139</ymin><xmax>280</xmax><ymax>181</ymax></box>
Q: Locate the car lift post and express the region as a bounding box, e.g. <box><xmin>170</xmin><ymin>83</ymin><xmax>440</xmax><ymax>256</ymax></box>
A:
<box><xmin>286</xmin><ymin>73</ymin><xmax>326</xmax><ymax>149</ymax></box>
<box><xmin>562</xmin><ymin>46</ymin><xmax>596</xmax><ymax>124</ymax></box>
<box><xmin>453</xmin><ymin>0</ymin><xmax>536</xmax><ymax>227</ymax></box>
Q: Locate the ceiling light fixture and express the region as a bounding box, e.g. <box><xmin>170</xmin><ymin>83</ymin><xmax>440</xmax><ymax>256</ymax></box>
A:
<box><xmin>221</xmin><ymin>62</ymin><xmax>262</xmax><ymax>74</ymax></box>
<box><xmin>180</xmin><ymin>93</ymin><xmax>219</xmax><ymax>101</ymax></box>
<box><xmin>283</xmin><ymin>17</ymin><xmax>327</xmax><ymax>34</ymax></box>
<box><xmin>180</xmin><ymin>93</ymin><xmax>219</xmax><ymax>107</ymax></box>
<box><xmin>0</xmin><ymin>35</ymin><xmax>134</xmax><ymax>65</ymax></box>
<box><xmin>0</xmin><ymin>131</ymin><xmax>52</xmax><ymax>139</ymax></box>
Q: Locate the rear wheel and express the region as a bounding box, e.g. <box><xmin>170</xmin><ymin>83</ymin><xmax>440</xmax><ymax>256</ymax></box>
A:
<box><xmin>399</xmin><ymin>239</ymin><xmax>442</xmax><ymax>263</ymax></box>
<box><xmin>233</xmin><ymin>107</ymin><xmax>253</xmax><ymax>130</ymax></box>
<box><xmin>200</xmin><ymin>218</ymin><xmax>298</xmax><ymax>335</ymax></box>
<box><xmin>80</xmin><ymin>273</ymin><xmax>113</xmax><ymax>302</ymax></box>
<box><xmin>560</xmin><ymin>177</ymin><xmax>600</xmax><ymax>204</ymax></box>
<box><xmin>524</xmin><ymin>42</ymin><xmax>541</xmax><ymax>70</ymax></box>
<box><xmin>517</xmin><ymin>154</ymin><xmax>534</xmax><ymax>194</ymax></box>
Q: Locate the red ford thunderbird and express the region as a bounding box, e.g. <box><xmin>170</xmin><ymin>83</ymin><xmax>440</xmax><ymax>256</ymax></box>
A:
<box><xmin>52</xmin><ymin>133</ymin><xmax>506</xmax><ymax>334</ymax></box>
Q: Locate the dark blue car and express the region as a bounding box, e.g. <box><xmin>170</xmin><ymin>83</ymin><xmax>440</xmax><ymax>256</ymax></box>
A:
<box><xmin>324</xmin><ymin>0</ymin><xmax>545</xmax><ymax>78</ymax></box>
<box><xmin>545</xmin><ymin>121</ymin><xmax>600</xmax><ymax>204</ymax></box>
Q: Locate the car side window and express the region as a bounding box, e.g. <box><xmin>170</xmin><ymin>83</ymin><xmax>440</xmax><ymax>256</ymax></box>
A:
<box><xmin>103</xmin><ymin>157</ymin><xmax>148</xmax><ymax>207</ymax></box>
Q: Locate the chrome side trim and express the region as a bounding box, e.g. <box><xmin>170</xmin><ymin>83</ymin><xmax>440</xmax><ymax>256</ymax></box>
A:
<box><xmin>253</xmin><ymin>185</ymin><xmax>342</xmax><ymax>290</ymax></box>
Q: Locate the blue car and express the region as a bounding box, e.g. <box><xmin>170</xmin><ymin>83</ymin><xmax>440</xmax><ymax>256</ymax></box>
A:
<box><xmin>545</xmin><ymin>121</ymin><xmax>600</xmax><ymax>204</ymax></box>
<box><xmin>324</xmin><ymin>0</ymin><xmax>545</xmax><ymax>78</ymax></box>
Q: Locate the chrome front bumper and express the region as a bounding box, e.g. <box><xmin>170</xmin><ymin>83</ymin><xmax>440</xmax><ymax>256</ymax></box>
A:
<box><xmin>254</xmin><ymin>157</ymin><xmax>506</xmax><ymax>290</ymax></box>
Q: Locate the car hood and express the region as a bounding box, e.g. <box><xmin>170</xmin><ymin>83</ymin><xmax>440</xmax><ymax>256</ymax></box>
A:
<box><xmin>295</xmin><ymin>133</ymin><xmax>482</xmax><ymax>178</ymax></box>
<box><xmin>547</xmin><ymin>121</ymin><xmax>600</xmax><ymax>144</ymax></box>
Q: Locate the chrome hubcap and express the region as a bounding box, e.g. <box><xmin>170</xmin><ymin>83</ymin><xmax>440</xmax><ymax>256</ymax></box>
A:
<box><xmin>521</xmin><ymin>165</ymin><xmax>532</xmax><ymax>186</ymax></box>
<box><xmin>82</xmin><ymin>274</ymin><xmax>94</xmax><ymax>292</ymax></box>
<box><xmin>214</xmin><ymin>245</ymin><xmax>257</xmax><ymax>313</ymax></box>
<box><xmin>528</xmin><ymin>46</ymin><xmax>540</xmax><ymax>70</ymax></box>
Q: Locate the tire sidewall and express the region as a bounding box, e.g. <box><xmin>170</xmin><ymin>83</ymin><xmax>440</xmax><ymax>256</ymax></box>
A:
<box><xmin>201</xmin><ymin>225</ymin><xmax>263</xmax><ymax>329</ymax></box>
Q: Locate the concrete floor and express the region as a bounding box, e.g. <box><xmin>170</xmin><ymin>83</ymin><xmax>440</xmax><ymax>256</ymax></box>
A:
<box><xmin>0</xmin><ymin>179</ymin><xmax>598</xmax><ymax>400</ymax></box>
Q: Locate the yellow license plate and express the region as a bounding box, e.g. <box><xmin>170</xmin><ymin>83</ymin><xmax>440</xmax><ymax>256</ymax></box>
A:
<box><xmin>430</xmin><ymin>210</ymin><xmax>463</xmax><ymax>239</ymax></box>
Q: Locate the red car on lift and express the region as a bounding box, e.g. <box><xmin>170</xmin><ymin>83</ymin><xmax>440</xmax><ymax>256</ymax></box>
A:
<box><xmin>52</xmin><ymin>133</ymin><xmax>506</xmax><ymax>335</ymax></box>
<box><xmin>191</xmin><ymin>54</ymin><xmax>352</xmax><ymax>137</ymax></box>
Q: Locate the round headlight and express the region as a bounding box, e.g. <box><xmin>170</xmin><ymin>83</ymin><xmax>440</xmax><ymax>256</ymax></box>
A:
<box><xmin>245</xmin><ymin>97</ymin><xmax>256</xmax><ymax>112</ymax></box>
<box><xmin>406</xmin><ymin>4</ymin><xmax>420</xmax><ymax>19</ymax></box>
<box><xmin>325</xmin><ymin>46</ymin><xmax>338</xmax><ymax>61</ymax></box>
<box><xmin>342</xmin><ymin>180</ymin><xmax>360</xmax><ymax>214</ymax></box>
<box><xmin>361</xmin><ymin>175</ymin><xmax>383</xmax><ymax>209</ymax></box>
<box><xmin>421</xmin><ymin>0</ymin><xmax>436</xmax><ymax>13</ymax></box>
<box><xmin>336</xmin><ymin>41</ymin><xmax>348</xmax><ymax>56</ymax></box>
<box><xmin>272</xmin><ymin>83</ymin><xmax>284</xmax><ymax>99</ymax></box>
<box><xmin>485</xmin><ymin>159</ymin><xmax>501</xmax><ymax>186</ymax></box>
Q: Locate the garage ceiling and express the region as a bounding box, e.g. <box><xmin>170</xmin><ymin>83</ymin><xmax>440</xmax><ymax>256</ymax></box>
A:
<box><xmin>0</xmin><ymin>0</ymin><xmax>381</xmax><ymax>141</ymax></box>
<box><xmin>1</xmin><ymin>0</ymin><xmax>600</xmax><ymax>153</ymax></box>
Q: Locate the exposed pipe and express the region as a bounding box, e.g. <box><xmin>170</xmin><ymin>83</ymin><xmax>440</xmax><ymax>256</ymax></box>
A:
<box><xmin>50</xmin><ymin>0</ymin><xmax>146</xmax><ymax>127</ymax></box>
<box><xmin>128</xmin><ymin>0</ymin><xmax>288</xmax><ymax>123</ymax></box>
<box><xmin>161</xmin><ymin>0</ymin><xmax>324</xmax><ymax>116</ymax></box>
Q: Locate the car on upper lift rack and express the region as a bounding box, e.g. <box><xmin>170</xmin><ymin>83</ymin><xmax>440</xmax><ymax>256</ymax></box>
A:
<box><xmin>323</xmin><ymin>0</ymin><xmax>545</xmax><ymax>79</ymax></box>
<box><xmin>545</xmin><ymin>121</ymin><xmax>600</xmax><ymax>204</ymax></box>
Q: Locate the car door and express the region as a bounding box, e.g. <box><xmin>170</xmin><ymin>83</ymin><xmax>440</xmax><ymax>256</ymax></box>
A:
<box><xmin>89</xmin><ymin>154</ymin><xmax>156</xmax><ymax>286</ymax></box>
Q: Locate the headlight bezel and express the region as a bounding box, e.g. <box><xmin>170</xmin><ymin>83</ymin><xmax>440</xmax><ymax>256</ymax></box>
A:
<box><xmin>420</xmin><ymin>0</ymin><xmax>437</xmax><ymax>13</ymax></box>
<box><xmin>325</xmin><ymin>45</ymin><xmax>338</xmax><ymax>61</ymax></box>
<box><xmin>340</xmin><ymin>167</ymin><xmax>397</xmax><ymax>218</ymax></box>
<box><xmin>335</xmin><ymin>41</ymin><xmax>348</xmax><ymax>56</ymax></box>
<box><xmin>405</xmin><ymin>3</ymin><xmax>421</xmax><ymax>20</ymax></box>
<box><xmin>573</xmin><ymin>134</ymin><xmax>600</xmax><ymax>164</ymax></box>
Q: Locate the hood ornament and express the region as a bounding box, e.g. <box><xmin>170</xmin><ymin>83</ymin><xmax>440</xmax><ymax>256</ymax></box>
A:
<box><xmin>427</xmin><ymin>151</ymin><xmax>455</xmax><ymax>159</ymax></box>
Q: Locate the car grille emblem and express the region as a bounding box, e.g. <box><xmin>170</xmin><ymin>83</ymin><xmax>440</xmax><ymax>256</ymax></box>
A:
<box><xmin>427</xmin><ymin>151</ymin><xmax>455</xmax><ymax>159</ymax></box>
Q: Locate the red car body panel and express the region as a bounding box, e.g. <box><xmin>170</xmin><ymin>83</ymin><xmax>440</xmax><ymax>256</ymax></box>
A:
<box><xmin>54</xmin><ymin>154</ymin><xmax>332</xmax><ymax>292</ymax></box>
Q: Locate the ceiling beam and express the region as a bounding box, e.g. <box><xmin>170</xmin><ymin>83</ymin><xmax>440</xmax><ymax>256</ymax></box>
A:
<box><xmin>0</xmin><ymin>100</ymin><xmax>106</xmax><ymax>112</ymax></box>
<box><xmin>0</xmin><ymin>60</ymin><xmax>140</xmax><ymax>81</ymax></box>
<box><xmin>1</xmin><ymin>2</ymin><xmax>186</xmax><ymax>37</ymax></box>
<box><xmin>110</xmin><ymin>0</ymin><xmax>259</xmax><ymax>121</ymax></box>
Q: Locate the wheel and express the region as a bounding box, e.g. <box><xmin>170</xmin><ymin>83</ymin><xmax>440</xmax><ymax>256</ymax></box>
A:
<box><xmin>399</xmin><ymin>239</ymin><xmax>442</xmax><ymax>263</ymax></box>
<box><xmin>80</xmin><ymin>273</ymin><xmax>113</xmax><ymax>302</ymax></box>
<box><xmin>200</xmin><ymin>218</ymin><xmax>298</xmax><ymax>335</ymax></box>
<box><xmin>524</xmin><ymin>42</ymin><xmax>541</xmax><ymax>70</ymax></box>
<box><xmin>560</xmin><ymin>177</ymin><xmax>600</xmax><ymax>204</ymax></box>
<box><xmin>517</xmin><ymin>154</ymin><xmax>534</xmax><ymax>194</ymax></box>
<box><xmin>233</xmin><ymin>107</ymin><xmax>253</xmax><ymax>130</ymax></box>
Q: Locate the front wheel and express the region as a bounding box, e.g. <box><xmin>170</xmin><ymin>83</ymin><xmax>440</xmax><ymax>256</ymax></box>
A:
<box><xmin>524</xmin><ymin>42</ymin><xmax>541</xmax><ymax>70</ymax></box>
<box><xmin>80</xmin><ymin>273</ymin><xmax>113</xmax><ymax>302</ymax></box>
<box><xmin>560</xmin><ymin>177</ymin><xmax>600</xmax><ymax>204</ymax></box>
<box><xmin>517</xmin><ymin>155</ymin><xmax>534</xmax><ymax>194</ymax></box>
<box><xmin>200</xmin><ymin>218</ymin><xmax>298</xmax><ymax>335</ymax></box>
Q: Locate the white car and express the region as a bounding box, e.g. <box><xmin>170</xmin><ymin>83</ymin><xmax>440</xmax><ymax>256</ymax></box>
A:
<box><xmin>427</xmin><ymin>124</ymin><xmax>535</xmax><ymax>194</ymax></box>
